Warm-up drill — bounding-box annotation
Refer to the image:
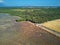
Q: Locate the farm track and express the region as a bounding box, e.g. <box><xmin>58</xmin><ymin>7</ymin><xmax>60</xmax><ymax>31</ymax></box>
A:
<box><xmin>36</xmin><ymin>24</ymin><xmax>60</xmax><ymax>37</ymax></box>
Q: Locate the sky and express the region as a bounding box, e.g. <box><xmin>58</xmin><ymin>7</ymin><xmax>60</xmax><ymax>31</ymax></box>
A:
<box><xmin>0</xmin><ymin>0</ymin><xmax>60</xmax><ymax>7</ymax></box>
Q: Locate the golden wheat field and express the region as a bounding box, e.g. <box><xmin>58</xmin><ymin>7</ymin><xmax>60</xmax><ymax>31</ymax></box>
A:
<box><xmin>43</xmin><ymin>19</ymin><xmax>60</xmax><ymax>32</ymax></box>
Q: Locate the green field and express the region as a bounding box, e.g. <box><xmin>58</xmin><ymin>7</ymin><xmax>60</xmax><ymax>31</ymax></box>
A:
<box><xmin>0</xmin><ymin>7</ymin><xmax>60</xmax><ymax>23</ymax></box>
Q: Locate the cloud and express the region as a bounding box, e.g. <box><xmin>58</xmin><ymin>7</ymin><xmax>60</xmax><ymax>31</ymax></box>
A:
<box><xmin>0</xmin><ymin>0</ymin><xmax>4</xmax><ymax>3</ymax></box>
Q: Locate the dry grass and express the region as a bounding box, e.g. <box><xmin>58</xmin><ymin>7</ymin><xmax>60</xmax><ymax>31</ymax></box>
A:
<box><xmin>43</xmin><ymin>19</ymin><xmax>60</xmax><ymax>32</ymax></box>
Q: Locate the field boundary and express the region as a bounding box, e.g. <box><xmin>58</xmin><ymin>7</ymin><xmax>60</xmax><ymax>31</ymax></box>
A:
<box><xmin>36</xmin><ymin>24</ymin><xmax>60</xmax><ymax>37</ymax></box>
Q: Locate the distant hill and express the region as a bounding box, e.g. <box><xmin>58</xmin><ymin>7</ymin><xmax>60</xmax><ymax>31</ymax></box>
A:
<box><xmin>0</xmin><ymin>6</ymin><xmax>60</xmax><ymax>8</ymax></box>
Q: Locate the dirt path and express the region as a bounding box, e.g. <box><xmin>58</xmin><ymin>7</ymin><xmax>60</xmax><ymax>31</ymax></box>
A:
<box><xmin>36</xmin><ymin>24</ymin><xmax>60</xmax><ymax>37</ymax></box>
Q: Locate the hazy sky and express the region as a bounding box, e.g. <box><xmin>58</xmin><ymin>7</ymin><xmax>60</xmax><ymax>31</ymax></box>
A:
<box><xmin>0</xmin><ymin>0</ymin><xmax>60</xmax><ymax>6</ymax></box>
